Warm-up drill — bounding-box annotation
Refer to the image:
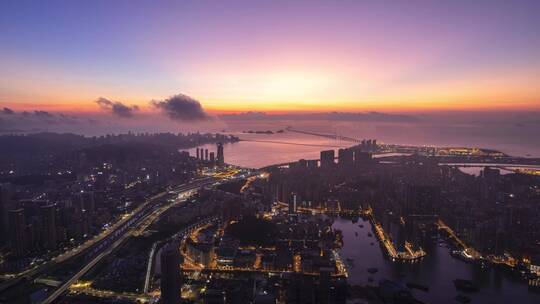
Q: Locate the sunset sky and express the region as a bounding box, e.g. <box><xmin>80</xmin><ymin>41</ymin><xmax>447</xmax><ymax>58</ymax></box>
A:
<box><xmin>1</xmin><ymin>0</ymin><xmax>539</xmax><ymax>114</ymax></box>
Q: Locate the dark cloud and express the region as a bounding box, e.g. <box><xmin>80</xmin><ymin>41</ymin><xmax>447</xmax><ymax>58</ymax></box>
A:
<box><xmin>1</xmin><ymin>107</ymin><xmax>15</xmax><ymax>115</ymax></box>
<box><xmin>34</xmin><ymin>110</ymin><xmax>54</xmax><ymax>117</ymax></box>
<box><xmin>36</xmin><ymin>111</ymin><xmax>80</xmax><ymax>124</ymax></box>
<box><xmin>95</xmin><ymin>97</ymin><xmax>139</xmax><ymax>118</ymax></box>
<box><xmin>151</xmin><ymin>93</ymin><xmax>210</xmax><ymax>121</ymax></box>
<box><xmin>0</xmin><ymin>108</ymin><xmax>87</xmax><ymax>133</ymax></box>
<box><xmin>59</xmin><ymin>113</ymin><xmax>78</xmax><ymax>120</ymax></box>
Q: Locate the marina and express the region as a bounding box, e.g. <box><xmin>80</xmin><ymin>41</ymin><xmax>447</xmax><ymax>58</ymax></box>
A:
<box><xmin>333</xmin><ymin>217</ymin><xmax>540</xmax><ymax>303</ymax></box>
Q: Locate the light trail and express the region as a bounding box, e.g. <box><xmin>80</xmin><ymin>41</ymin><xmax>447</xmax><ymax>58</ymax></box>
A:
<box><xmin>69</xmin><ymin>285</ymin><xmax>151</xmax><ymax>303</ymax></box>
<box><xmin>41</xmin><ymin>179</ymin><xmax>217</xmax><ymax>304</ymax></box>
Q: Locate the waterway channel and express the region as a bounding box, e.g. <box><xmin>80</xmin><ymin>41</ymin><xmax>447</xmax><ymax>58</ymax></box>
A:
<box><xmin>333</xmin><ymin>217</ymin><xmax>540</xmax><ymax>304</ymax></box>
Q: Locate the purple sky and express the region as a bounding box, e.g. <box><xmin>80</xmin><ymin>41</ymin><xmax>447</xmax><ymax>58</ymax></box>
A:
<box><xmin>1</xmin><ymin>0</ymin><xmax>539</xmax><ymax>112</ymax></box>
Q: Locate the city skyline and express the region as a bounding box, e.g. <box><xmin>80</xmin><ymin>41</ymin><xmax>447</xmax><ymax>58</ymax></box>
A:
<box><xmin>2</xmin><ymin>2</ymin><xmax>540</xmax><ymax>303</ymax></box>
<box><xmin>2</xmin><ymin>0</ymin><xmax>540</xmax><ymax>115</ymax></box>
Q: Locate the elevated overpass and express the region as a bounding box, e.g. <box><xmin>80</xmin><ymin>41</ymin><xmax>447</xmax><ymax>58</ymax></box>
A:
<box><xmin>41</xmin><ymin>178</ymin><xmax>217</xmax><ymax>304</ymax></box>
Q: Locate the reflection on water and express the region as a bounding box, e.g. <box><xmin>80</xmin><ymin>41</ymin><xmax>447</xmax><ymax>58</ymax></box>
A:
<box><xmin>449</xmin><ymin>164</ymin><xmax>540</xmax><ymax>176</ymax></box>
<box><xmin>457</xmin><ymin>167</ymin><xmax>505</xmax><ymax>177</ymax></box>
<box><xmin>333</xmin><ymin>217</ymin><xmax>539</xmax><ymax>304</ymax></box>
<box><xmin>186</xmin><ymin>133</ymin><xmax>345</xmax><ymax>168</ymax></box>
<box><xmin>187</xmin><ymin>132</ymin><xmax>540</xmax><ymax>169</ymax></box>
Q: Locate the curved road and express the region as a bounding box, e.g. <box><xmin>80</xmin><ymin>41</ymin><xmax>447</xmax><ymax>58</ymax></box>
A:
<box><xmin>41</xmin><ymin>178</ymin><xmax>217</xmax><ymax>304</ymax></box>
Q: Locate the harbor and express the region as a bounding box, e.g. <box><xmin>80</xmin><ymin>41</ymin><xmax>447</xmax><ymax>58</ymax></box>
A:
<box><xmin>333</xmin><ymin>217</ymin><xmax>540</xmax><ymax>303</ymax></box>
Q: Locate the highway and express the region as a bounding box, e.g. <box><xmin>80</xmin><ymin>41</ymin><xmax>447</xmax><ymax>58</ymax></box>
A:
<box><xmin>40</xmin><ymin>177</ymin><xmax>217</xmax><ymax>304</ymax></box>
<box><xmin>69</xmin><ymin>283</ymin><xmax>151</xmax><ymax>303</ymax></box>
<box><xmin>0</xmin><ymin>181</ymin><xmax>202</xmax><ymax>292</ymax></box>
<box><xmin>66</xmin><ymin>217</ymin><xmax>220</xmax><ymax>303</ymax></box>
<box><xmin>143</xmin><ymin>242</ymin><xmax>158</xmax><ymax>294</ymax></box>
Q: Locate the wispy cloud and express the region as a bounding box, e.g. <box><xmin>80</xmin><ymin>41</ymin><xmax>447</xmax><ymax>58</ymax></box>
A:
<box><xmin>1</xmin><ymin>107</ymin><xmax>15</xmax><ymax>115</ymax></box>
<box><xmin>96</xmin><ymin>97</ymin><xmax>139</xmax><ymax>118</ymax></box>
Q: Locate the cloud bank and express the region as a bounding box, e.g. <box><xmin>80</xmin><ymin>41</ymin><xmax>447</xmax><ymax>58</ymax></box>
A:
<box><xmin>151</xmin><ymin>93</ymin><xmax>210</xmax><ymax>121</ymax></box>
<box><xmin>0</xmin><ymin>108</ymin><xmax>85</xmax><ymax>133</ymax></box>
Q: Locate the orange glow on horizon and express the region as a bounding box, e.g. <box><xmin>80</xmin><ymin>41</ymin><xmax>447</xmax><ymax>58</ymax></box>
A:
<box><xmin>2</xmin><ymin>1</ymin><xmax>540</xmax><ymax>116</ymax></box>
<box><xmin>3</xmin><ymin>96</ymin><xmax>539</xmax><ymax>115</ymax></box>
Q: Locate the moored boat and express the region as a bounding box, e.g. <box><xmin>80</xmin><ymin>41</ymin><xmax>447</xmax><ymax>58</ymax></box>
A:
<box><xmin>453</xmin><ymin>279</ymin><xmax>479</xmax><ymax>292</ymax></box>
<box><xmin>455</xmin><ymin>294</ymin><xmax>471</xmax><ymax>303</ymax></box>
<box><xmin>406</xmin><ymin>282</ymin><xmax>429</xmax><ymax>292</ymax></box>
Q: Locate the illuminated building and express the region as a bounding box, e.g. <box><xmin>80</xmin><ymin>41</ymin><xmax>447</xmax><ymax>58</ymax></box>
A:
<box><xmin>289</xmin><ymin>193</ymin><xmax>299</xmax><ymax>214</ymax></box>
<box><xmin>216</xmin><ymin>237</ymin><xmax>239</xmax><ymax>266</ymax></box>
<box><xmin>185</xmin><ymin>238</ymin><xmax>215</xmax><ymax>267</ymax></box>
<box><xmin>217</xmin><ymin>142</ymin><xmax>224</xmax><ymax>166</ymax></box>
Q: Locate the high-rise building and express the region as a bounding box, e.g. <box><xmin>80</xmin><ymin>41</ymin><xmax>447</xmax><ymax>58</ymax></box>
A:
<box><xmin>8</xmin><ymin>208</ymin><xmax>26</xmax><ymax>256</ymax></box>
<box><xmin>353</xmin><ymin>150</ymin><xmax>372</xmax><ymax>166</ymax></box>
<box><xmin>217</xmin><ymin>143</ymin><xmax>224</xmax><ymax>166</ymax></box>
<box><xmin>290</xmin><ymin>159</ymin><xmax>308</xmax><ymax>169</ymax></box>
<box><xmin>320</xmin><ymin>150</ymin><xmax>335</xmax><ymax>168</ymax></box>
<box><xmin>482</xmin><ymin>166</ymin><xmax>500</xmax><ymax>181</ymax></box>
<box><xmin>0</xmin><ymin>183</ymin><xmax>14</xmax><ymax>245</ymax></box>
<box><xmin>40</xmin><ymin>204</ymin><xmax>57</xmax><ymax>250</ymax></box>
<box><xmin>318</xmin><ymin>270</ymin><xmax>331</xmax><ymax>304</ymax></box>
<box><xmin>306</xmin><ymin>159</ymin><xmax>319</xmax><ymax>168</ymax></box>
<box><xmin>405</xmin><ymin>185</ymin><xmax>441</xmax><ymax>217</ymax></box>
<box><xmin>337</xmin><ymin>149</ymin><xmax>353</xmax><ymax>167</ymax></box>
<box><xmin>289</xmin><ymin>193</ymin><xmax>299</xmax><ymax>214</ymax></box>
<box><xmin>80</xmin><ymin>191</ymin><xmax>95</xmax><ymax>214</ymax></box>
<box><xmin>280</xmin><ymin>181</ymin><xmax>290</xmax><ymax>204</ymax></box>
<box><xmin>205</xmin><ymin>149</ymin><xmax>209</xmax><ymax>161</ymax></box>
<box><xmin>160</xmin><ymin>242</ymin><xmax>183</xmax><ymax>304</ymax></box>
<box><xmin>196</xmin><ymin>148</ymin><xmax>200</xmax><ymax>160</ymax></box>
<box><xmin>360</xmin><ymin>139</ymin><xmax>377</xmax><ymax>152</ymax></box>
<box><xmin>209</xmin><ymin>152</ymin><xmax>215</xmax><ymax>165</ymax></box>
